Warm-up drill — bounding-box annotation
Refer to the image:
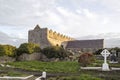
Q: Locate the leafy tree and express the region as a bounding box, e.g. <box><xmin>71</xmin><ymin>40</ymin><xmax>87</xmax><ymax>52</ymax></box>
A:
<box><xmin>0</xmin><ymin>44</ymin><xmax>16</xmax><ymax>57</ymax></box>
<box><xmin>17</xmin><ymin>43</ymin><xmax>40</xmax><ymax>56</ymax></box>
<box><xmin>0</xmin><ymin>45</ymin><xmax>5</xmax><ymax>56</ymax></box>
<box><xmin>4</xmin><ymin>45</ymin><xmax>16</xmax><ymax>57</ymax></box>
<box><xmin>41</xmin><ymin>46</ymin><xmax>68</xmax><ymax>59</ymax></box>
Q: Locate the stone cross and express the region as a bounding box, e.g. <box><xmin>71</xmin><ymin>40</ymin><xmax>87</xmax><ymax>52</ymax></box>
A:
<box><xmin>101</xmin><ymin>49</ymin><xmax>110</xmax><ymax>71</ymax></box>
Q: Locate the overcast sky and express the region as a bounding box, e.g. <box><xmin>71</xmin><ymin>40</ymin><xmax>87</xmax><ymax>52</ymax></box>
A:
<box><xmin>0</xmin><ymin>0</ymin><xmax>120</xmax><ymax>40</ymax></box>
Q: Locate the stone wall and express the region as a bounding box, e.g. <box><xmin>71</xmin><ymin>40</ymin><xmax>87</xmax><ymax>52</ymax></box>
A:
<box><xmin>48</xmin><ymin>29</ymin><xmax>73</xmax><ymax>46</ymax></box>
<box><xmin>0</xmin><ymin>56</ymin><xmax>15</xmax><ymax>63</ymax></box>
<box><xmin>17</xmin><ymin>53</ymin><xmax>64</xmax><ymax>62</ymax></box>
<box><xmin>28</xmin><ymin>25</ymin><xmax>73</xmax><ymax>48</ymax></box>
<box><xmin>28</xmin><ymin>25</ymin><xmax>50</xmax><ymax>48</ymax></box>
<box><xmin>17</xmin><ymin>53</ymin><xmax>47</xmax><ymax>61</ymax></box>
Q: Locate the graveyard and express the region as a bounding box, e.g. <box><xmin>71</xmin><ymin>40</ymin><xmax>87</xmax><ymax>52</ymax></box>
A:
<box><xmin>0</xmin><ymin>44</ymin><xmax>120</xmax><ymax>80</ymax></box>
<box><xmin>0</xmin><ymin>58</ymin><xmax>120</xmax><ymax>80</ymax></box>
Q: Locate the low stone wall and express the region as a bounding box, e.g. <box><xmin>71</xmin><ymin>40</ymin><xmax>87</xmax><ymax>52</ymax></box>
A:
<box><xmin>0</xmin><ymin>56</ymin><xmax>15</xmax><ymax>63</ymax></box>
<box><xmin>17</xmin><ymin>53</ymin><xmax>48</xmax><ymax>61</ymax></box>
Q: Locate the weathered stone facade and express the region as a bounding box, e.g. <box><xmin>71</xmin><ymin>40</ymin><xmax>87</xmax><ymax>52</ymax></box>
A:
<box><xmin>28</xmin><ymin>25</ymin><xmax>104</xmax><ymax>53</ymax></box>
<box><xmin>28</xmin><ymin>25</ymin><xmax>73</xmax><ymax>48</ymax></box>
<box><xmin>64</xmin><ymin>39</ymin><xmax>104</xmax><ymax>53</ymax></box>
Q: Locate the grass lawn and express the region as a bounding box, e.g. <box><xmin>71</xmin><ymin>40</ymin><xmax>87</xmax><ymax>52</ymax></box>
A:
<box><xmin>7</xmin><ymin>61</ymin><xmax>80</xmax><ymax>73</ymax></box>
<box><xmin>89</xmin><ymin>60</ymin><xmax>120</xmax><ymax>67</ymax></box>
<box><xmin>0</xmin><ymin>66</ymin><xmax>29</xmax><ymax>77</ymax></box>
<box><xmin>5</xmin><ymin>60</ymin><xmax>120</xmax><ymax>80</ymax></box>
<box><xmin>48</xmin><ymin>74</ymin><xmax>102</xmax><ymax>80</ymax></box>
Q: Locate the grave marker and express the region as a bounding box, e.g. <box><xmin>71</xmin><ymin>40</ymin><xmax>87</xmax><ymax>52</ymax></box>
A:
<box><xmin>101</xmin><ymin>49</ymin><xmax>110</xmax><ymax>71</ymax></box>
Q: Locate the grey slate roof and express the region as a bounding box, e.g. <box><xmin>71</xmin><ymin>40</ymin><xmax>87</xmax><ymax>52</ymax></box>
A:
<box><xmin>66</xmin><ymin>39</ymin><xmax>104</xmax><ymax>49</ymax></box>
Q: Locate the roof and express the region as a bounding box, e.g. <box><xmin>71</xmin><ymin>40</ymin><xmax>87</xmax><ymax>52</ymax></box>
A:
<box><xmin>66</xmin><ymin>39</ymin><xmax>104</xmax><ymax>49</ymax></box>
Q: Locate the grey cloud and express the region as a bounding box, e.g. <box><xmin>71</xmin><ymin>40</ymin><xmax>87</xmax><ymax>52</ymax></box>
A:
<box><xmin>0</xmin><ymin>0</ymin><xmax>56</xmax><ymax>27</ymax></box>
<box><xmin>0</xmin><ymin>0</ymin><xmax>120</xmax><ymax>48</ymax></box>
<box><xmin>0</xmin><ymin>31</ymin><xmax>27</xmax><ymax>47</ymax></box>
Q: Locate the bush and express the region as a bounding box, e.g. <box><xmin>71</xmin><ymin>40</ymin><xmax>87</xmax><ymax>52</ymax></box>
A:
<box><xmin>78</xmin><ymin>53</ymin><xmax>95</xmax><ymax>67</ymax></box>
<box><xmin>41</xmin><ymin>46</ymin><xmax>68</xmax><ymax>59</ymax></box>
<box><xmin>17</xmin><ymin>43</ymin><xmax>40</xmax><ymax>56</ymax></box>
<box><xmin>0</xmin><ymin>45</ymin><xmax>4</xmax><ymax>56</ymax></box>
<box><xmin>94</xmin><ymin>49</ymin><xmax>104</xmax><ymax>55</ymax></box>
<box><xmin>0</xmin><ymin>44</ymin><xmax>16</xmax><ymax>57</ymax></box>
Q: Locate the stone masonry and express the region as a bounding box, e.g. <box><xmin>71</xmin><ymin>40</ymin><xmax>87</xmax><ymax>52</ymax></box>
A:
<box><xmin>28</xmin><ymin>25</ymin><xmax>74</xmax><ymax>48</ymax></box>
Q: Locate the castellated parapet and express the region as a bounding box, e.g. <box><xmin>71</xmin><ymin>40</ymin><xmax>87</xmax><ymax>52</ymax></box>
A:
<box><xmin>28</xmin><ymin>25</ymin><xmax>74</xmax><ymax>48</ymax></box>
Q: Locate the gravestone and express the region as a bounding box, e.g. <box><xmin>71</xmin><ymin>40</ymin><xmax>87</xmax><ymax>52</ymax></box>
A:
<box><xmin>118</xmin><ymin>52</ymin><xmax>120</xmax><ymax>63</ymax></box>
<box><xmin>101</xmin><ymin>49</ymin><xmax>110</xmax><ymax>71</ymax></box>
<box><xmin>110</xmin><ymin>50</ymin><xmax>117</xmax><ymax>62</ymax></box>
<box><xmin>41</xmin><ymin>72</ymin><xmax>46</xmax><ymax>80</ymax></box>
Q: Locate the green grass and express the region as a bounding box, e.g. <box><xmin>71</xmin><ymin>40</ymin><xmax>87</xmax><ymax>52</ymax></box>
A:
<box><xmin>7</xmin><ymin>61</ymin><xmax>80</xmax><ymax>73</ymax></box>
<box><xmin>7</xmin><ymin>60</ymin><xmax>120</xmax><ymax>73</ymax></box>
<box><xmin>89</xmin><ymin>60</ymin><xmax>120</xmax><ymax>67</ymax></box>
<box><xmin>48</xmin><ymin>74</ymin><xmax>103</xmax><ymax>80</ymax></box>
<box><xmin>5</xmin><ymin>60</ymin><xmax>120</xmax><ymax>80</ymax></box>
<box><xmin>0</xmin><ymin>68</ymin><xmax>28</xmax><ymax>77</ymax></box>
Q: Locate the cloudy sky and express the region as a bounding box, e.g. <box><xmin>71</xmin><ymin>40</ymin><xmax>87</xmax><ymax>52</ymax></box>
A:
<box><xmin>0</xmin><ymin>0</ymin><xmax>120</xmax><ymax>47</ymax></box>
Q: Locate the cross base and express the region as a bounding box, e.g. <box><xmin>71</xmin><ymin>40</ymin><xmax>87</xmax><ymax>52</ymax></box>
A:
<box><xmin>102</xmin><ymin>63</ymin><xmax>110</xmax><ymax>71</ymax></box>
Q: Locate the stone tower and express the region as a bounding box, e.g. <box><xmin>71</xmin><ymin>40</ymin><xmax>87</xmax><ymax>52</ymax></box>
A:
<box><xmin>28</xmin><ymin>25</ymin><xmax>73</xmax><ymax>49</ymax></box>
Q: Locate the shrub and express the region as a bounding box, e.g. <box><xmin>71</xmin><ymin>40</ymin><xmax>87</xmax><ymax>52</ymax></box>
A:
<box><xmin>0</xmin><ymin>44</ymin><xmax>16</xmax><ymax>57</ymax></box>
<box><xmin>41</xmin><ymin>46</ymin><xmax>68</xmax><ymax>59</ymax></box>
<box><xmin>78</xmin><ymin>53</ymin><xmax>95</xmax><ymax>67</ymax></box>
<box><xmin>94</xmin><ymin>49</ymin><xmax>104</xmax><ymax>55</ymax></box>
<box><xmin>17</xmin><ymin>43</ymin><xmax>40</xmax><ymax>56</ymax></box>
<box><xmin>0</xmin><ymin>45</ymin><xmax>4</xmax><ymax>56</ymax></box>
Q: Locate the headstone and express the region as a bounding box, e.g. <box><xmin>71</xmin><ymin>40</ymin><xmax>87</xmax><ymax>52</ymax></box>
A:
<box><xmin>118</xmin><ymin>52</ymin><xmax>120</xmax><ymax>63</ymax></box>
<box><xmin>118</xmin><ymin>52</ymin><xmax>120</xmax><ymax>58</ymax></box>
<box><xmin>110</xmin><ymin>50</ymin><xmax>117</xmax><ymax>62</ymax></box>
<box><xmin>35</xmin><ymin>72</ymin><xmax>46</xmax><ymax>80</ymax></box>
<box><xmin>42</xmin><ymin>71</ymin><xmax>46</xmax><ymax>80</ymax></box>
<box><xmin>101</xmin><ymin>49</ymin><xmax>110</xmax><ymax>71</ymax></box>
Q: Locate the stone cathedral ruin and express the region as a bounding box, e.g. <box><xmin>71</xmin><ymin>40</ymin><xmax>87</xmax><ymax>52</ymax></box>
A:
<box><xmin>28</xmin><ymin>25</ymin><xmax>104</xmax><ymax>52</ymax></box>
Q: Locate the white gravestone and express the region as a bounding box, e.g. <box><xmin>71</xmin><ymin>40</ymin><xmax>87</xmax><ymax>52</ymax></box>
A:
<box><xmin>42</xmin><ymin>71</ymin><xmax>46</xmax><ymax>78</ymax></box>
<box><xmin>101</xmin><ymin>49</ymin><xmax>110</xmax><ymax>71</ymax></box>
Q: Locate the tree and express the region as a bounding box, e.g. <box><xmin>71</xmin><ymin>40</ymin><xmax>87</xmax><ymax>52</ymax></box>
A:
<box><xmin>41</xmin><ymin>46</ymin><xmax>68</xmax><ymax>59</ymax></box>
<box><xmin>17</xmin><ymin>43</ymin><xmax>40</xmax><ymax>56</ymax></box>
<box><xmin>0</xmin><ymin>45</ymin><xmax>5</xmax><ymax>56</ymax></box>
<box><xmin>0</xmin><ymin>44</ymin><xmax>16</xmax><ymax>57</ymax></box>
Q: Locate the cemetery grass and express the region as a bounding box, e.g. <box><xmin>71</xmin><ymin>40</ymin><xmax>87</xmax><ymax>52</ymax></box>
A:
<box><xmin>48</xmin><ymin>74</ymin><xmax>102</xmax><ymax>80</ymax></box>
<box><xmin>7</xmin><ymin>60</ymin><xmax>120</xmax><ymax>73</ymax></box>
<box><xmin>6</xmin><ymin>61</ymin><xmax>104</xmax><ymax>80</ymax></box>
<box><xmin>89</xmin><ymin>60</ymin><xmax>120</xmax><ymax>67</ymax></box>
<box><xmin>6</xmin><ymin>61</ymin><xmax>120</xmax><ymax>80</ymax></box>
<box><xmin>0</xmin><ymin>67</ymin><xmax>29</xmax><ymax>77</ymax></box>
<box><xmin>7</xmin><ymin>61</ymin><xmax>80</xmax><ymax>73</ymax></box>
